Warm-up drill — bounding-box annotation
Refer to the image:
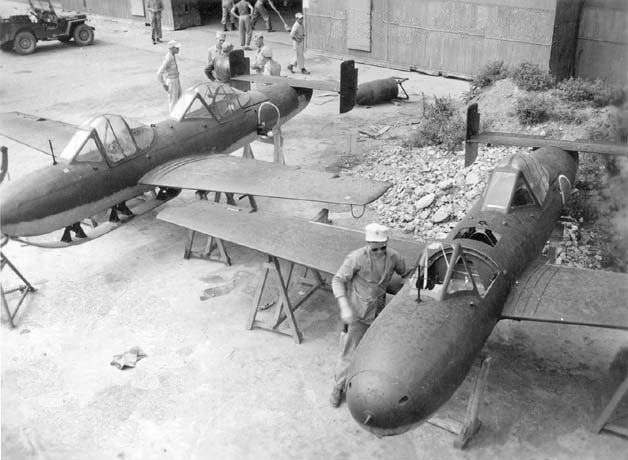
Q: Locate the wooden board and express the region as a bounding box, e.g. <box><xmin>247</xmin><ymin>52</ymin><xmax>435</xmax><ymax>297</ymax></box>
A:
<box><xmin>157</xmin><ymin>202</ymin><xmax>423</xmax><ymax>275</ymax></box>
<box><xmin>0</xmin><ymin>112</ymin><xmax>78</xmax><ymax>155</ymax></box>
<box><xmin>502</xmin><ymin>263</ymin><xmax>628</xmax><ymax>330</ymax></box>
<box><xmin>140</xmin><ymin>154</ymin><xmax>391</xmax><ymax>206</ymax></box>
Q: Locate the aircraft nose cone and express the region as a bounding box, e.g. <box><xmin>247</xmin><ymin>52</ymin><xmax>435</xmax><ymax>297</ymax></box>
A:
<box><xmin>346</xmin><ymin>370</ymin><xmax>416</xmax><ymax>436</ymax></box>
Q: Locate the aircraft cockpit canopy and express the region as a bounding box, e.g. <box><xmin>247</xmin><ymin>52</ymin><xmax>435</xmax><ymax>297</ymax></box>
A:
<box><xmin>60</xmin><ymin>115</ymin><xmax>154</xmax><ymax>164</ymax></box>
<box><xmin>410</xmin><ymin>241</ymin><xmax>499</xmax><ymax>302</ymax></box>
<box><xmin>170</xmin><ymin>82</ymin><xmax>251</xmax><ymax>122</ymax></box>
<box><xmin>480</xmin><ymin>153</ymin><xmax>549</xmax><ymax>213</ymax></box>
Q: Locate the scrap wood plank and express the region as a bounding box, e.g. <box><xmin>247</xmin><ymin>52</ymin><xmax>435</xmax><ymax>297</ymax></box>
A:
<box><xmin>157</xmin><ymin>202</ymin><xmax>423</xmax><ymax>275</ymax></box>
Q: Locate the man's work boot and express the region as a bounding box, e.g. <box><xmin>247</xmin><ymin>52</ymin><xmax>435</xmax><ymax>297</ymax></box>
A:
<box><xmin>287</xmin><ymin>64</ymin><xmax>295</xmax><ymax>74</ymax></box>
<box><xmin>301</xmin><ymin>68</ymin><xmax>310</xmax><ymax>75</ymax></box>
<box><xmin>329</xmin><ymin>384</ymin><xmax>344</xmax><ymax>408</ymax></box>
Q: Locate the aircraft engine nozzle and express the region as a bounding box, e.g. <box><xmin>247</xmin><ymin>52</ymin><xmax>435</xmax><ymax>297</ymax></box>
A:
<box><xmin>346</xmin><ymin>370</ymin><xmax>420</xmax><ymax>437</ymax></box>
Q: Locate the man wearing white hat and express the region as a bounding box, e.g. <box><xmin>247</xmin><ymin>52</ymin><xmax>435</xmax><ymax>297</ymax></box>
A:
<box><xmin>329</xmin><ymin>223</ymin><xmax>406</xmax><ymax>407</ymax></box>
<box><xmin>156</xmin><ymin>41</ymin><xmax>182</xmax><ymax>113</ymax></box>
<box><xmin>287</xmin><ymin>12</ymin><xmax>309</xmax><ymax>74</ymax></box>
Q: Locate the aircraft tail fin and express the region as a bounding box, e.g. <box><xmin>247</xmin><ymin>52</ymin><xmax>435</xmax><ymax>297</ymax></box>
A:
<box><xmin>464</xmin><ymin>102</ymin><xmax>628</xmax><ymax>167</ymax></box>
<box><xmin>339</xmin><ymin>60</ymin><xmax>358</xmax><ymax>114</ymax></box>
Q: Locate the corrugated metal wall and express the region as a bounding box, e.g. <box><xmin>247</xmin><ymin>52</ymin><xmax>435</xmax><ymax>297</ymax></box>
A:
<box><xmin>306</xmin><ymin>0</ymin><xmax>560</xmax><ymax>78</ymax></box>
<box><xmin>575</xmin><ymin>0</ymin><xmax>628</xmax><ymax>86</ymax></box>
<box><xmin>306</xmin><ymin>0</ymin><xmax>627</xmax><ymax>85</ymax></box>
<box><xmin>55</xmin><ymin>0</ymin><xmax>201</xmax><ymax>30</ymax></box>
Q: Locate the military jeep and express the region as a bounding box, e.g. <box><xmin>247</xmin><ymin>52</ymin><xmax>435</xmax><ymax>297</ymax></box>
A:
<box><xmin>0</xmin><ymin>0</ymin><xmax>95</xmax><ymax>55</ymax></box>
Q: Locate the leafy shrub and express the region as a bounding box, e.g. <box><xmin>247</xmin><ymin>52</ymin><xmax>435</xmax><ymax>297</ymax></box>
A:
<box><xmin>556</xmin><ymin>77</ymin><xmax>625</xmax><ymax>107</ymax></box>
<box><xmin>472</xmin><ymin>60</ymin><xmax>509</xmax><ymax>89</ymax></box>
<box><xmin>551</xmin><ymin>107</ymin><xmax>586</xmax><ymax>125</ymax></box>
<box><xmin>510</xmin><ymin>61</ymin><xmax>555</xmax><ymax>91</ymax></box>
<box><xmin>515</xmin><ymin>94</ymin><xmax>551</xmax><ymax>124</ymax></box>
<box><xmin>406</xmin><ymin>96</ymin><xmax>466</xmax><ymax>152</ymax></box>
<box><xmin>586</xmin><ymin>110</ymin><xmax>628</xmax><ymax>143</ymax></box>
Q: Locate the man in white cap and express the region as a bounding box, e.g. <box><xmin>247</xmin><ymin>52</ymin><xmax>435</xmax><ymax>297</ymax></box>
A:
<box><xmin>156</xmin><ymin>40</ymin><xmax>181</xmax><ymax>113</ymax></box>
<box><xmin>329</xmin><ymin>223</ymin><xmax>406</xmax><ymax>408</ymax></box>
<box><xmin>261</xmin><ymin>46</ymin><xmax>281</xmax><ymax>76</ymax></box>
<box><xmin>287</xmin><ymin>12</ymin><xmax>309</xmax><ymax>74</ymax></box>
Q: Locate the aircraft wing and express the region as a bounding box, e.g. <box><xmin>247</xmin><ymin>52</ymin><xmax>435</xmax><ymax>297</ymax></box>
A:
<box><xmin>157</xmin><ymin>201</ymin><xmax>423</xmax><ymax>275</ymax></box>
<box><xmin>140</xmin><ymin>154</ymin><xmax>391</xmax><ymax>206</ymax></box>
<box><xmin>502</xmin><ymin>261</ymin><xmax>628</xmax><ymax>330</ymax></box>
<box><xmin>0</xmin><ymin>111</ymin><xmax>78</xmax><ymax>155</ymax></box>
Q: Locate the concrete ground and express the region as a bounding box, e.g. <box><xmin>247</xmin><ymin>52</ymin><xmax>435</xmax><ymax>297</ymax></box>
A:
<box><xmin>1</xmin><ymin>2</ymin><xmax>627</xmax><ymax>459</ymax></box>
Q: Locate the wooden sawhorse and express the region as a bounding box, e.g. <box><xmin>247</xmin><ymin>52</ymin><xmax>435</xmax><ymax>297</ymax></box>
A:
<box><xmin>591</xmin><ymin>350</ymin><xmax>628</xmax><ymax>438</ymax></box>
<box><xmin>428</xmin><ymin>355</ymin><xmax>492</xmax><ymax>449</ymax></box>
<box><xmin>183</xmin><ymin>230</ymin><xmax>232</xmax><ymax>266</ymax></box>
<box><xmin>1</xmin><ymin>250</ymin><xmax>36</xmax><ymax>328</ymax></box>
<box><xmin>246</xmin><ymin>255</ymin><xmax>327</xmax><ymax>344</ymax></box>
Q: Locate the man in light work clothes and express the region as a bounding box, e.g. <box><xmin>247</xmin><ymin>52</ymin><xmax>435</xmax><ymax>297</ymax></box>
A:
<box><xmin>231</xmin><ymin>0</ymin><xmax>254</xmax><ymax>50</ymax></box>
<box><xmin>250</xmin><ymin>33</ymin><xmax>266</xmax><ymax>74</ymax></box>
<box><xmin>221</xmin><ymin>0</ymin><xmax>237</xmax><ymax>31</ymax></box>
<box><xmin>156</xmin><ymin>41</ymin><xmax>182</xmax><ymax>113</ymax></box>
<box><xmin>329</xmin><ymin>223</ymin><xmax>407</xmax><ymax>407</ymax></box>
<box><xmin>147</xmin><ymin>0</ymin><xmax>163</xmax><ymax>45</ymax></box>
<box><xmin>287</xmin><ymin>12</ymin><xmax>309</xmax><ymax>74</ymax></box>
<box><xmin>205</xmin><ymin>31</ymin><xmax>226</xmax><ymax>79</ymax></box>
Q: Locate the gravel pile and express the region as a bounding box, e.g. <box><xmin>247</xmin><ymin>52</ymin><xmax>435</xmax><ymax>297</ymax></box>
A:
<box><xmin>350</xmin><ymin>142</ymin><xmax>609</xmax><ymax>270</ymax></box>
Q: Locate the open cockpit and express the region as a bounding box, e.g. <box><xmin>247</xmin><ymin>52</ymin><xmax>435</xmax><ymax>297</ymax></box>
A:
<box><xmin>409</xmin><ymin>241</ymin><xmax>500</xmax><ymax>302</ymax></box>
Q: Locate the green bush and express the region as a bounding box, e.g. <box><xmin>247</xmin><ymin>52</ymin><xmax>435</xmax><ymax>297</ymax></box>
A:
<box><xmin>406</xmin><ymin>96</ymin><xmax>466</xmax><ymax>152</ymax></box>
<box><xmin>556</xmin><ymin>77</ymin><xmax>625</xmax><ymax>107</ymax></box>
<box><xmin>472</xmin><ymin>60</ymin><xmax>509</xmax><ymax>89</ymax></box>
<box><xmin>515</xmin><ymin>94</ymin><xmax>551</xmax><ymax>124</ymax></box>
<box><xmin>510</xmin><ymin>61</ymin><xmax>555</xmax><ymax>91</ymax></box>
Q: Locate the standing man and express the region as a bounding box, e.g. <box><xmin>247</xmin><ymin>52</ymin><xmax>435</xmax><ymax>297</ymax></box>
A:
<box><xmin>156</xmin><ymin>41</ymin><xmax>182</xmax><ymax>113</ymax></box>
<box><xmin>231</xmin><ymin>0</ymin><xmax>254</xmax><ymax>50</ymax></box>
<box><xmin>261</xmin><ymin>47</ymin><xmax>281</xmax><ymax>76</ymax></box>
<box><xmin>251</xmin><ymin>0</ymin><xmax>278</xmax><ymax>33</ymax></box>
<box><xmin>287</xmin><ymin>12</ymin><xmax>309</xmax><ymax>74</ymax></box>
<box><xmin>329</xmin><ymin>223</ymin><xmax>407</xmax><ymax>407</ymax></box>
<box><xmin>221</xmin><ymin>0</ymin><xmax>237</xmax><ymax>31</ymax></box>
<box><xmin>250</xmin><ymin>33</ymin><xmax>266</xmax><ymax>73</ymax></box>
<box><xmin>147</xmin><ymin>0</ymin><xmax>163</xmax><ymax>45</ymax></box>
<box><xmin>205</xmin><ymin>31</ymin><xmax>226</xmax><ymax>79</ymax></box>
<box><xmin>208</xmin><ymin>42</ymin><xmax>234</xmax><ymax>83</ymax></box>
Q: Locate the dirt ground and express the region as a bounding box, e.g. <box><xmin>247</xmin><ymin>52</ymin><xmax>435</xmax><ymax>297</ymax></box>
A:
<box><xmin>1</xmin><ymin>2</ymin><xmax>627</xmax><ymax>459</ymax></box>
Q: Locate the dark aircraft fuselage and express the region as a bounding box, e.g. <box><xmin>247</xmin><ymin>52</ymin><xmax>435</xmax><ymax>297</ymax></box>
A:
<box><xmin>0</xmin><ymin>83</ymin><xmax>312</xmax><ymax>237</ymax></box>
<box><xmin>346</xmin><ymin>146</ymin><xmax>578</xmax><ymax>436</ymax></box>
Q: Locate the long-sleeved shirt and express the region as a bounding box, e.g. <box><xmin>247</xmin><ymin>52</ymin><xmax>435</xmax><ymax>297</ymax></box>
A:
<box><xmin>156</xmin><ymin>52</ymin><xmax>179</xmax><ymax>84</ymax></box>
<box><xmin>332</xmin><ymin>246</ymin><xmax>406</xmax><ymax>323</ymax></box>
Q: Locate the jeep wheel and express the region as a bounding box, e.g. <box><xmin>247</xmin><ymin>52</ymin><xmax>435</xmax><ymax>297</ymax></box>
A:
<box><xmin>14</xmin><ymin>31</ymin><xmax>36</xmax><ymax>55</ymax></box>
<box><xmin>73</xmin><ymin>24</ymin><xmax>94</xmax><ymax>46</ymax></box>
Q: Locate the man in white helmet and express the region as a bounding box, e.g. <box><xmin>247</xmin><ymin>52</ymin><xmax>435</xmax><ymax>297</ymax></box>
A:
<box><xmin>261</xmin><ymin>46</ymin><xmax>281</xmax><ymax>76</ymax></box>
<box><xmin>329</xmin><ymin>223</ymin><xmax>406</xmax><ymax>408</ymax></box>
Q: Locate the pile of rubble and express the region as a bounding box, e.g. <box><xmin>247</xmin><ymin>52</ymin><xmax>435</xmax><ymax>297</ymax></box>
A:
<box><xmin>350</xmin><ymin>142</ymin><xmax>610</xmax><ymax>270</ymax></box>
